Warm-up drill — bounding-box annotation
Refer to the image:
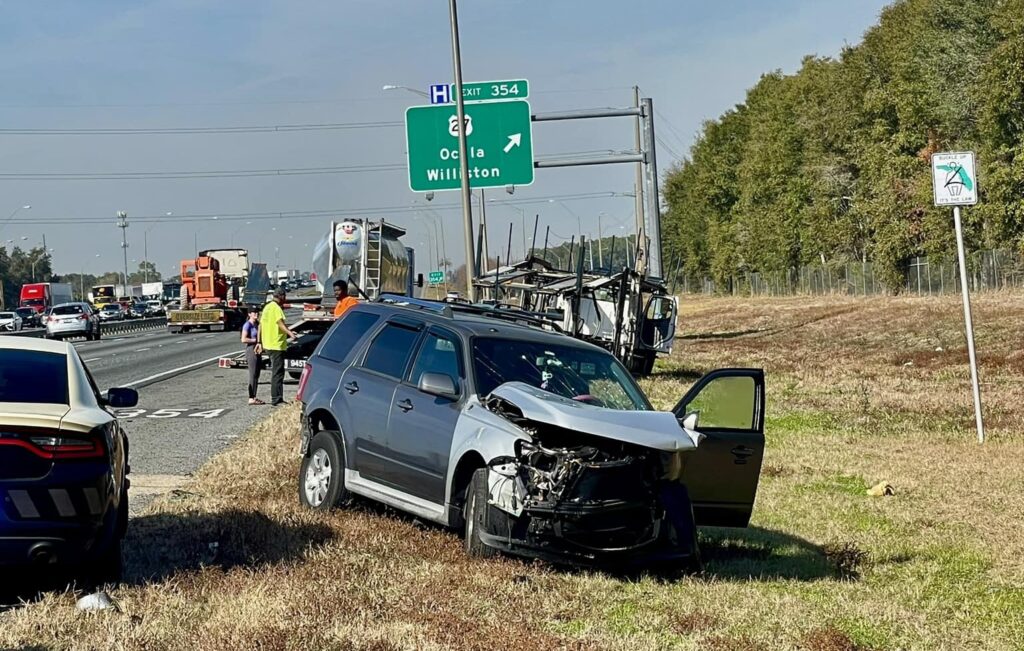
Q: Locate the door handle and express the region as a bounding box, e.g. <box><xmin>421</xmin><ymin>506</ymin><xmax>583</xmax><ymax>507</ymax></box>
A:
<box><xmin>343</xmin><ymin>381</ymin><xmax>359</xmax><ymax>394</ymax></box>
<box><xmin>731</xmin><ymin>445</ymin><xmax>754</xmax><ymax>464</ymax></box>
<box><xmin>397</xmin><ymin>398</ymin><xmax>414</xmax><ymax>412</ymax></box>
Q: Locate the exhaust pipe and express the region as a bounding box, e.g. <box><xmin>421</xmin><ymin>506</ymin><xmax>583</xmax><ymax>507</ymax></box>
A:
<box><xmin>28</xmin><ymin>542</ymin><xmax>58</xmax><ymax>566</ymax></box>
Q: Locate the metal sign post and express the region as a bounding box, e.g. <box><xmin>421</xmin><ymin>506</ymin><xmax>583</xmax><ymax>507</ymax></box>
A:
<box><xmin>932</xmin><ymin>151</ymin><xmax>984</xmax><ymax>443</ymax></box>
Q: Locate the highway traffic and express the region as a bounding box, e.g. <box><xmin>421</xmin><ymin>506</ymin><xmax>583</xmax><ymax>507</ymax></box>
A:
<box><xmin>62</xmin><ymin>311</ymin><xmax>301</xmax><ymax>511</ymax></box>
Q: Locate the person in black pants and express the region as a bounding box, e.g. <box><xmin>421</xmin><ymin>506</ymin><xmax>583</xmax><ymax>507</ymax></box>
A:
<box><xmin>260</xmin><ymin>288</ymin><xmax>298</xmax><ymax>406</ymax></box>
<box><xmin>241</xmin><ymin>308</ymin><xmax>264</xmax><ymax>405</ymax></box>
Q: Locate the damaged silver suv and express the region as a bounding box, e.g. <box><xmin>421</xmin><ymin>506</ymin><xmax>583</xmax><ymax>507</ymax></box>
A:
<box><xmin>295</xmin><ymin>297</ymin><xmax>765</xmax><ymax>568</ymax></box>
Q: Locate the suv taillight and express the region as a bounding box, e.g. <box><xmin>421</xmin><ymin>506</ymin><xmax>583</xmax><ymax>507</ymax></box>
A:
<box><xmin>0</xmin><ymin>430</ymin><xmax>105</xmax><ymax>460</ymax></box>
<box><xmin>79</xmin><ymin>314</ymin><xmax>89</xmax><ymax>321</ymax></box>
<box><xmin>296</xmin><ymin>363</ymin><xmax>312</xmax><ymax>403</ymax></box>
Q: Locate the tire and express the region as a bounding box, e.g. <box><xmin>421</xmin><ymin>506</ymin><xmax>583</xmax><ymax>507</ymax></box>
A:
<box><xmin>93</xmin><ymin>327</ymin><xmax>101</xmax><ymax>341</ymax></box>
<box><xmin>463</xmin><ymin>468</ymin><xmax>499</xmax><ymax>559</ymax></box>
<box><xmin>298</xmin><ymin>431</ymin><xmax>349</xmax><ymax>510</ymax></box>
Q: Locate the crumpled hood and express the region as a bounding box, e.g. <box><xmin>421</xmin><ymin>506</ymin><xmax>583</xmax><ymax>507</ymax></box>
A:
<box><xmin>488</xmin><ymin>381</ymin><xmax>701</xmax><ymax>452</ymax></box>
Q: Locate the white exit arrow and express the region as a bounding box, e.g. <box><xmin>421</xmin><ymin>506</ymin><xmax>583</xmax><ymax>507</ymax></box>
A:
<box><xmin>503</xmin><ymin>133</ymin><xmax>522</xmax><ymax>153</ymax></box>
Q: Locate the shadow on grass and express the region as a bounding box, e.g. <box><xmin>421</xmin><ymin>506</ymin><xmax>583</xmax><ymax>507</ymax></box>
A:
<box><xmin>698</xmin><ymin>526</ymin><xmax>840</xmax><ymax>581</ymax></box>
<box><xmin>0</xmin><ymin>509</ymin><xmax>333</xmax><ymax>610</ymax></box>
<box><xmin>648</xmin><ymin>366</ymin><xmax>705</xmax><ymax>382</ymax></box>
<box><xmin>124</xmin><ymin>508</ymin><xmax>334</xmax><ymax>583</ymax></box>
<box><xmin>678</xmin><ymin>328</ymin><xmax>767</xmax><ymax>341</ymax></box>
<box><xmin>341</xmin><ymin>496</ymin><xmax>839</xmax><ymax>583</ymax></box>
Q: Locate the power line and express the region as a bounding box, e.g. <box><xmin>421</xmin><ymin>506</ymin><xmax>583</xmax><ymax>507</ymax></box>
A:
<box><xmin>0</xmin><ymin>120</ymin><xmax>403</xmax><ymax>135</ymax></box>
<box><xmin>0</xmin><ymin>150</ymin><xmax>634</xmax><ymax>181</ymax></box>
<box><xmin>0</xmin><ymin>87</ymin><xmax>634</xmax><ymax>111</ymax></box>
<box><xmin>0</xmin><ymin>163</ymin><xmax>406</xmax><ymax>181</ymax></box>
<box><xmin>4</xmin><ymin>191</ymin><xmax>633</xmax><ymax>225</ymax></box>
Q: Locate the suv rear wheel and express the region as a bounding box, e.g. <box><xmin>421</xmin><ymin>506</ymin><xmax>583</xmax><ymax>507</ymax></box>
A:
<box><xmin>298</xmin><ymin>431</ymin><xmax>349</xmax><ymax>510</ymax></box>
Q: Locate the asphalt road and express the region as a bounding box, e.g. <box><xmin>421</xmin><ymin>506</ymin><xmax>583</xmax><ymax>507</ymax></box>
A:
<box><xmin>69</xmin><ymin>314</ymin><xmax>302</xmax><ymax>513</ymax></box>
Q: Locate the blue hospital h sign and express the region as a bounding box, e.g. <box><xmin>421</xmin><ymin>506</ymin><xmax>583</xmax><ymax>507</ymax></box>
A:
<box><xmin>430</xmin><ymin>84</ymin><xmax>451</xmax><ymax>105</ymax></box>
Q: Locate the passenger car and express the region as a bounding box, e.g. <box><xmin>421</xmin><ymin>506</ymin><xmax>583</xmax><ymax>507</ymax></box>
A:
<box><xmin>296</xmin><ymin>297</ymin><xmax>765</xmax><ymax>567</ymax></box>
<box><xmin>0</xmin><ymin>337</ymin><xmax>137</xmax><ymax>583</ymax></box>
<box><xmin>15</xmin><ymin>307</ymin><xmax>39</xmax><ymax>329</ymax></box>
<box><xmin>0</xmin><ymin>311</ymin><xmax>23</xmax><ymax>331</ymax></box>
<box><xmin>98</xmin><ymin>303</ymin><xmax>125</xmax><ymax>322</ymax></box>
<box><xmin>145</xmin><ymin>300</ymin><xmax>164</xmax><ymax>316</ymax></box>
<box><xmin>46</xmin><ymin>302</ymin><xmax>101</xmax><ymax>341</ymax></box>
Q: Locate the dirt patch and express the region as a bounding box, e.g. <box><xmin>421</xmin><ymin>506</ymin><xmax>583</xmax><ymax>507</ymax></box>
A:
<box><xmin>799</xmin><ymin>627</ymin><xmax>870</xmax><ymax>651</ymax></box>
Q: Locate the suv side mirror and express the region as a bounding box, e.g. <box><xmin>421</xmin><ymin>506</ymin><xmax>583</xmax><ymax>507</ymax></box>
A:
<box><xmin>106</xmin><ymin>387</ymin><xmax>139</xmax><ymax>409</ymax></box>
<box><xmin>681</xmin><ymin>411</ymin><xmax>699</xmax><ymax>431</ymax></box>
<box><xmin>418</xmin><ymin>372</ymin><xmax>458</xmax><ymax>399</ymax></box>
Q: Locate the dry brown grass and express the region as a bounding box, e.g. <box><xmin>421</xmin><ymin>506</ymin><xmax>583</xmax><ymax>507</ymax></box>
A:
<box><xmin>2</xmin><ymin>293</ymin><xmax>1024</xmax><ymax>650</ymax></box>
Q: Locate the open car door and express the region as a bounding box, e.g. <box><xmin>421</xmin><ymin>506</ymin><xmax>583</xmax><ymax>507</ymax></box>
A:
<box><xmin>672</xmin><ymin>368</ymin><xmax>765</xmax><ymax>527</ymax></box>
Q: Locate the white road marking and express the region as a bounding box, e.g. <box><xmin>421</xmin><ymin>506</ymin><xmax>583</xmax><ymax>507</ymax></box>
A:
<box><xmin>135</xmin><ymin>348</ymin><xmax>151</xmax><ymax>352</ymax></box>
<box><xmin>84</xmin><ymin>357</ymin><xmax>101</xmax><ymax>362</ymax></box>
<box><xmin>124</xmin><ymin>352</ymin><xmax>232</xmax><ymax>388</ymax></box>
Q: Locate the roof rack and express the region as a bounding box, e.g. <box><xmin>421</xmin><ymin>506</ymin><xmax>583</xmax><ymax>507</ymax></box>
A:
<box><xmin>376</xmin><ymin>294</ymin><xmax>453</xmax><ymax>318</ymax></box>
<box><xmin>447</xmin><ymin>302</ymin><xmax>565</xmax><ymax>333</ymax></box>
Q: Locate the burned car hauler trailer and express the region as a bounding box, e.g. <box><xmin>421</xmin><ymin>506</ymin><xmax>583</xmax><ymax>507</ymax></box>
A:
<box><xmin>473</xmin><ymin>250</ymin><xmax>677</xmax><ymax>376</ymax></box>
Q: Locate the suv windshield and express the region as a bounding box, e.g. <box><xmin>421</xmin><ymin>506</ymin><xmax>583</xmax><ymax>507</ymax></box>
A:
<box><xmin>473</xmin><ymin>337</ymin><xmax>649</xmax><ymax>411</ymax></box>
<box><xmin>0</xmin><ymin>349</ymin><xmax>69</xmax><ymax>404</ymax></box>
<box><xmin>15</xmin><ymin>308</ymin><xmax>33</xmax><ymax>316</ymax></box>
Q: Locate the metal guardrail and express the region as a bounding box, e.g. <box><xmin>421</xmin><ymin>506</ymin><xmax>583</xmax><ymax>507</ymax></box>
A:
<box><xmin>0</xmin><ymin>317</ymin><xmax>168</xmax><ymax>339</ymax></box>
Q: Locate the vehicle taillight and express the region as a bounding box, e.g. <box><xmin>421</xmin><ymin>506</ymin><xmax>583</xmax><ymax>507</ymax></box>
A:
<box><xmin>0</xmin><ymin>430</ymin><xmax>105</xmax><ymax>460</ymax></box>
<box><xmin>296</xmin><ymin>363</ymin><xmax>313</xmax><ymax>402</ymax></box>
<box><xmin>79</xmin><ymin>314</ymin><xmax>89</xmax><ymax>321</ymax></box>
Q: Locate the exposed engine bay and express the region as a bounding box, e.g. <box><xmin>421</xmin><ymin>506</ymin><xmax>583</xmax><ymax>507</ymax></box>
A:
<box><xmin>481</xmin><ymin>391</ymin><xmax>699</xmax><ymax>562</ymax></box>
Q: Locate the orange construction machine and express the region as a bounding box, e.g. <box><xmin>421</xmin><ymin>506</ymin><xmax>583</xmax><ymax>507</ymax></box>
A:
<box><xmin>180</xmin><ymin>255</ymin><xmax>229</xmax><ymax>307</ymax></box>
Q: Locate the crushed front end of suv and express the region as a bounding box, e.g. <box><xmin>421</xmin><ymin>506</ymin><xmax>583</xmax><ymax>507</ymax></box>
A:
<box><xmin>296</xmin><ymin>298</ymin><xmax>765</xmax><ymax>569</ymax></box>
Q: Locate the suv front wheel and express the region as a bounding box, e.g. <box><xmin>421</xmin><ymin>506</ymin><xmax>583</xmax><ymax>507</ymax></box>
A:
<box><xmin>298</xmin><ymin>431</ymin><xmax>349</xmax><ymax>510</ymax></box>
<box><xmin>463</xmin><ymin>468</ymin><xmax>499</xmax><ymax>559</ymax></box>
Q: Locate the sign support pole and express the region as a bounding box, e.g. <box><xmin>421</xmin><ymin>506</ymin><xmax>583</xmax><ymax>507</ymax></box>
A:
<box><xmin>953</xmin><ymin>205</ymin><xmax>985</xmax><ymax>443</ymax></box>
<box><xmin>448</xmin><ymin>0</ymin><xmax>476</xmax><ymax>302</ymax></box>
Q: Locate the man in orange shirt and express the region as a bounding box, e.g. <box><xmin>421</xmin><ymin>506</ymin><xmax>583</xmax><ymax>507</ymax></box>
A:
<box><xmin>332</xmin><ymin>280</ymin><xmax>359</xmax><ymax>319</ymax></box>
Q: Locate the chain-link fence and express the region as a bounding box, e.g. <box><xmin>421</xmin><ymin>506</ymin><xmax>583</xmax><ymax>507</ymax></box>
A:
<box><xmin>673</xmin><ymin>249</ymin><xmax>1024</xmax><ymax>296</ymax></box>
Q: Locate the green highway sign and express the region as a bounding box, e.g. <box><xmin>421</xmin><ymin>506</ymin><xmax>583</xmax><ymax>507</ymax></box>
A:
<box><xmin>428</xmin><ymin>271</ymin><xmax>444</xmax><ymax>285</ymax></box>
<box><xmin>458</xmin><ymin>79</ymin><xmax>529</xmax><ymax>102</ymax></box>
<box><xmin>405</xmin><ymin>99</ymin><xmax>535</xmax><ymax>192</ymax></box>
<box><xmin>429</xmin><ymin>80</ymin><xmax>529</xmax><ymax>104</ymax></box>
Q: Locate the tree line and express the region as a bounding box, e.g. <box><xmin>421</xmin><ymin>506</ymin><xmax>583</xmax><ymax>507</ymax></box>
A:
<box><xmin>661</xmin><ymin>0</ymin><xmax>1024</xmax><ymax>291</ymax></box>
<box><xmin>0</xmin><ymin>244</ymin><xmax>161</xmax><ymax>307</ymax></box>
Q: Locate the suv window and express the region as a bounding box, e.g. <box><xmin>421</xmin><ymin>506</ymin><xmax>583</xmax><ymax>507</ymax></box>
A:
<box><xmin>409</xmin><ymin>330</ymin><xmax>461</xmax><ymax>388</ymax></box>
<box><xmin>319</xmin><ymin>311</ymin><xmax>380</xmax><ymax>362</ymax></box>
<box><xmin>53</xmin><ymin>304</ymin><xmax>85</xmax><ymax>315</ymax></box>
<box><xmin>362</xmin><ymin>322</ymin><xmax>421</xmax><ymax>379</ymax></box>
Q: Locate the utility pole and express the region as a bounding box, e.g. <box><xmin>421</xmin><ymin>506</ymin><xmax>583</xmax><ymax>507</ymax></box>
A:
<box><xmin>633</xmin><ymin>86</ymin><xmax>646</xmax><ymax>274</ymax></box>
<box><xmin>598</xmin><ymin>214</ymin><xmax>605</xmax><ymax>269</ymax></box>
<box><xmin>478</xmin><ymin>189</ymin><xmax>489</xmax><ymax>274</ymax></box>
<box><xmin>117</xmin><ymin>211</ymin><xmax>129</xmax><ymax>294</ymax></box>
<box><xmin>641</xmin><ymin>97</ymin><xmax>664</xmax><ymax>278</ymax></box>
<box><xmin>449</xmin><ymin>0</ymin><xmax>476</xmax><ymax>301</ymax></box>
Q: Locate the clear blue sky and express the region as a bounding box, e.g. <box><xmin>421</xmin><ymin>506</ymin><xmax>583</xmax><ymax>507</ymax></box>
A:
<box><xmin>0</xmin><ymin>0</ymin><xmax>890</xmax><ymax>276</ymax></box>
